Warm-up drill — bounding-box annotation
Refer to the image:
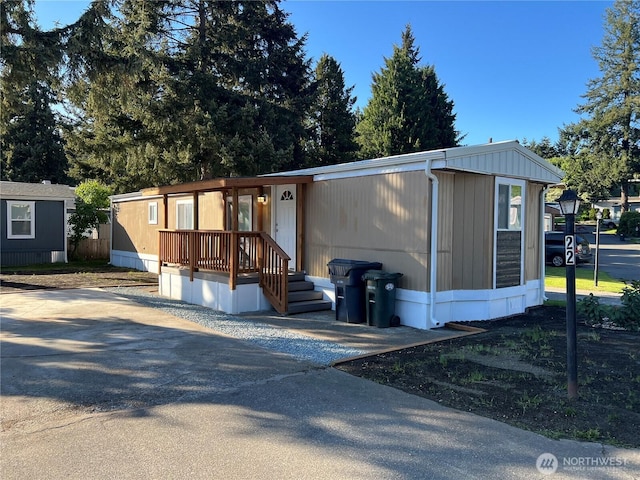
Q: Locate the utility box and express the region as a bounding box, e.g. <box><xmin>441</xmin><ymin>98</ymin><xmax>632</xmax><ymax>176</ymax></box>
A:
<box><xmin>363</xmin><ymin>271</ymin><xmax>403</xmax><ymax>328</ymax></box>
<box><xmin>328</xmin><ymin>259</ymin><xmax>382</xmax><ymax>323</ymax></box>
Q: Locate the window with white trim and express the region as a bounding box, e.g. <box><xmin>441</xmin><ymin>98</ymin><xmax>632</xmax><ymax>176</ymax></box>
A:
<box><xmin>497</xmin><ymin>183</ymin><xmax>523</xmax><ymax>231</ymax></box>
<box><xmin>176</xmin><ymin>200</ymin><xmax>193</xmax><ymax>230</ymax></box>
<box><xmin>226</xmin><ymin>195</ymin><xmax>253</xmax><ymax>231</ymax></box>
<box><xmin>494</xmin><ymin>178</ymin><xmax>525</xmax><ymax>288</ymax></box>
<box><xmin>148</xmin><ymin>202</ymin><xmax>158</xmax><ymax>225</ymax></box>
<box><xmin>7</xmin><ymin>201</ymin><xmax>35</xmax><ymax>239</ymax></box>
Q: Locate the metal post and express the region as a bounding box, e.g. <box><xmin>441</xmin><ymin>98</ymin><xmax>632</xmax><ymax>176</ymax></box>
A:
<box><xmin>594</xmin><ymin>213</ymin><xmax>601</xmax><ymax>287</ymax></box>
<box><xmin>565</xmin><ymin>212</ymin><xmax>578</xmax><ymax>399</ymax></box>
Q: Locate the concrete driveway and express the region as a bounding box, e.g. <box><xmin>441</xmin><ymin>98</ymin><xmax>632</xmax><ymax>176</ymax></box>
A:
<box><xmin>2</xmin><ymin>289</ymin><xmax>639</xmax><ymax>479</ymax></box>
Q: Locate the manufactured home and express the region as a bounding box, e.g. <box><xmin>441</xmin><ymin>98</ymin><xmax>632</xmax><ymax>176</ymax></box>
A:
<box><xmin>1</xmin><ymin>181</ymin><xmax>75</xmax><ymax>267</ymax></box>
<box><xmin>110</xmin><ymin>141</ymin><xmax>564</xmax><ymax>329</ymax></box>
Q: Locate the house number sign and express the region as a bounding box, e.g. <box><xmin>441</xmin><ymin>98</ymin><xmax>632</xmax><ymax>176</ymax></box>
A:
<box><xmin>564</xmin><ymin>235</ymin><xmax>575</xmax><ymax>266</ymax></box>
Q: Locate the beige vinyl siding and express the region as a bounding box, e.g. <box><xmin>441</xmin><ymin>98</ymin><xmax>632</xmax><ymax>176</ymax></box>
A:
<box><xmin>305</xmin><ymin>171</ymin><xmax>439</xmax><ymax>292</ymax></box>
<box><xmin>200</xmin><ymin>191</ymin><xmax>225</xmax><ymax>229</ymax></box>
<box><xmin>525</xmin><ymin>182</ymin><xmax>543</xmax><ymax>281</ymax></box>
<box><xmin>112</xmin><ymin>199</ymin><xmax>164</xmax><ymax>255</ymax></box>
<box><xmin>113</xmin><ymin>192</ymin><xmax>226</xmax><ymax>255</ymax></box>
<box><xmin>166</xmin><ymin>192</ymin><xmax>225</xmax><ymax>230</ymax></box>
<box><xmin>451</xmin><ymin>173</ymin><xmax>493</xmax><ymax>290</ymax></box>
<box><xmin>436</xmin><ymin>173</ymin><xmax>455</xmax><ymax>291</ymax></box>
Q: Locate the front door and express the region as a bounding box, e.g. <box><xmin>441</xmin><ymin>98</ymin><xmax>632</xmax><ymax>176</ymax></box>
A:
<box><xmin>274</xmin><ymin>184</ymin><xmax>297</xmax><ymax>270</ymax></box>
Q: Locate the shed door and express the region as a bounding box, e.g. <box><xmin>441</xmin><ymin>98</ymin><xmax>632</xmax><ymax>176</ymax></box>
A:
<box><xmin>274</xmin><ymin>184</ymin><xmax>296</xmax><ymax>270</ymax></box>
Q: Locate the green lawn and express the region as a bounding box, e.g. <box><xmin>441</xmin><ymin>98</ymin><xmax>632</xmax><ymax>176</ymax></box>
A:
<box><xmin>545</xmin><ymin>266</ymin><xmax>627</xmax><ymax>293</ymax></box>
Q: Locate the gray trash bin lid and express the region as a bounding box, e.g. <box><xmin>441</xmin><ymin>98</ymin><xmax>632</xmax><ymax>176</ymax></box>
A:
<box><xmin>362</xmin><ymin>271</ymin><xmax>403</xmax><ymax>281</ymax></box>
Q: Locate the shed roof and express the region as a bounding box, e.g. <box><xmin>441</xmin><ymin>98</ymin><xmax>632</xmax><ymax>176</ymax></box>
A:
<box><xmin>0</xmin><ymin>181</ymin><xmax>75</xmax><ymax>201</ymax></box>
<box><xmin>140</xmin><ymin>175</ymin><xmax>313</xmax><ymax>196</ymax></box>
<box><xmin>267</xmin><ymin>141</ymin><xmax>564</xmax><ymax>185</ymax></box>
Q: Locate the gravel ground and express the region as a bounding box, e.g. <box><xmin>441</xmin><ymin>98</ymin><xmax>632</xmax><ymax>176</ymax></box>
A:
<box><xmin>104</xmin><ymin>287</ymin><xmax>368</xmax><ymax>365</ymax></box>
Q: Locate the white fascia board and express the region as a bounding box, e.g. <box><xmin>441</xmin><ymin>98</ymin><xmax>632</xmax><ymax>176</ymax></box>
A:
<box><xmin>265</xmin><ymin>140</ymin><xmax>563</xmax><ymax>184</ymax></box>
<box><xmin>438</xmin><ymin>141</ymin><xmax>564</xmax><ymax>184</ymax></box>
<box><xmin>110</xmin><ymin>191</ymin><xmax>162</xmax><ymax>203</ymax></box>
<box><xmin>441</xmin><ymin>140</ymin><xmax>518</xmax><ymax>159</ymax></box>
<box><xmin>1</xmin><ymin>194</ymin><xmax>72</xmax><ymax>202</ymax></box>
<box><xmin>267</xmin><ymin>150</ymin><xmax>446</xmax><ymax>182</ymax></box>
<box><xmin>512</xmin><ymin>143</ymin><xmax>565</xmax><ymax>182</ymax></box>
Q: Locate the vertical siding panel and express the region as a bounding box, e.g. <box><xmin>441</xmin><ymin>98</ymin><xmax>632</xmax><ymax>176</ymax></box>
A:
<box><xmin>451</xmin><ymin>175</ymin><xmax>465</xmax><ymax>289</ymax></box>
<box><xmin>113</xmin><ymin>199</ymin><xmax>161</xmax><ymax>254</ymax></box>
<box><xmin>199</xmin><ymin>192</ymin><xmax>224</xmax><ymax>230</ymax></box>
<box><xmin>437</xmin><ymin>173</ymin><xmax>454</xmax><ymax>291</ymax></box>
<box><xmin>480</xmin><ymin>176</ymin><xmax>494</xmax><ymax>289</ymax></box>
<box><xmin>305</xmin><ymin>172</ymin><xmax>430</xmax><ymax>291</ymax></box>
<box><xmin>452</xmin><ymin>173</ymin><xmax>493</xmax><ymax>290</ymax></box>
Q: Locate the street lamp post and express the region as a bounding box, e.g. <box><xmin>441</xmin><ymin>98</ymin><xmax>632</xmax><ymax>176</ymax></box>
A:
<box><xmin>557</xmin><ymin>189</ymin><xmax>581</xmax><ymax>400</ymax></box>
<box><xmin>594</xmin><ymin>211</ymin><xmax>602</xmax><ymax>287</ymax></box>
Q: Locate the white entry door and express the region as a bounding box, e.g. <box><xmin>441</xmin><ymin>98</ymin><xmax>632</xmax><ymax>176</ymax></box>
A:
<box><xmin>274</xmin><ymin>184</ymin><xmax>297</xmax><ymax>270</ymax></box>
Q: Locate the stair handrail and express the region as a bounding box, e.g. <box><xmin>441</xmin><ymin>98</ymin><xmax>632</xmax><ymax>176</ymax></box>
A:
<box><xmin>259</xmin><ymin>232</ymin><xmax>289</xmax><ymax>314</ymax></box>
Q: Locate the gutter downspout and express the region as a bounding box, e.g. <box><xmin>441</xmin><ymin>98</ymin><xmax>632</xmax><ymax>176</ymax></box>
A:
<box><xmin>540</xmin><ymin>186</ymin><xmax>548</xmax><ymax>305</ymax></box>
<box><xmin>425</xmin><ymin>156</ymin><xmax>441</xmax><ymax>329</ymax></box>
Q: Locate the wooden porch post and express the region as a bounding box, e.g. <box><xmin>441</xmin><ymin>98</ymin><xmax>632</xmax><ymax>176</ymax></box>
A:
<box><xmin>296</xmin><ymin>183</ymin><xmax>305</xmax><ymax>272</ymax></box>
<box><xmin>193</xmin><ymin>191</ymin><xmax>199</xmax><ymax>230</ymax></box>
<box><xmin>230</xmin><ymin>188</ymin><xmax>239</xmax><ymax>290</ymax></box>
<box><xmin>231</xmin><ymin>187</ymin><xmax>239</xmax><ymax>231</ymax></box>
<box><xmin>188</xmin><ymin>231</ymin><xmax>195</xmax><ymax>281</ymax></box>
<box><xmin>158</xmin><ymin>194</ymin><xmax>168</xmax><ymax>275</ymax></box>
<box><xmin>257</xmin><ymin>187</ymin><xmax>264</xmax><ymax>232</ymax></box>
<box><xmin>257</xmin><ymin>187</ymin><xmax>264</xmax><ymax>274</ymax></box>
<box><xmin>163</xmin><ymin>194</ymin><xmax>168</xmax><ymax>229</ymax></box>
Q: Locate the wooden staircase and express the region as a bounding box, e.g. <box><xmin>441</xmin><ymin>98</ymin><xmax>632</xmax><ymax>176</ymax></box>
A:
<box><xmin>286</xmin><ymin>272</ymin><xmax>332</xmax><ymax>314</ymax></box>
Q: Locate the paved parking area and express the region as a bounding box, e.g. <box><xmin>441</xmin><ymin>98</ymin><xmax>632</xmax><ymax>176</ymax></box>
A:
<box><xmin>2</xmin><ymin>288</ymin><xmax>638</xmax><ymax>480</ymax></box>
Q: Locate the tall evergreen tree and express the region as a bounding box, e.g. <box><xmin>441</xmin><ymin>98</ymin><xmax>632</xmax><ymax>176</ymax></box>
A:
<box><xmin>306</xmin><ymin>54</ymin><xmax>358</xmax><ymax>167</ymax></box>
<box><xmin>356</xmin><ymin>25</ymin><xmax>458</xmax><ymax>159</ymax></box>
<box><xmin>1</xmin><ymin>0</ymin><xmax>68</xmax><ymax>183</ymax></box>
<box><xmin>63</xmin><ymin>0</ymin><xmax>312</xmax><ymax>192</ymax></box>
<box><xmin>63</xmin><ymin>0</ymin><xmax>193</xmax><ymax>191</ymax></box>
<box><xmin>561</xmin><ymin>0</ymin><xmax>640</xmax><ymax>210</ymax></box>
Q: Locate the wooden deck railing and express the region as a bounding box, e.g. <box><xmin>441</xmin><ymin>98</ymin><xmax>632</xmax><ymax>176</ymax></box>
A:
<box><xmin>158</xmin><ymin>230</ymin><xmax>289</xmax><ymax>313</ymax></box>
<box><xmin>258</xmin><ymin>232</ymin><xmax>289</xmax><ymax>314</ymax></box>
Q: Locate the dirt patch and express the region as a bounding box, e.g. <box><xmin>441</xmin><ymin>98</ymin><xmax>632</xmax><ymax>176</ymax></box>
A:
<box><xmin>0</xmin><ymin>263</ymin><xmax>157</xmax><ymax>292</ymax></box>
<box><xmin>336</xmin><ymin>306</ymin><xmax>640</xmax><ymax>448</ymax></box>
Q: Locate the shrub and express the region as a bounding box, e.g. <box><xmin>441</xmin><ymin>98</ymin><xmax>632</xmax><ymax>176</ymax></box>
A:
<box><xmin>68</xmin><ymin>181</ymin><xmax>113</xmax><ymax>260</ymax></box>
<box><xmin>603</xmin><ymin>208</ymin><xmax>611</xmax><ymax>219</ymax></box>
<box><xmin>578</xmin><ymin>281</ymin><xmax>640</xmax><ymax>331</ymax></box>
<box><xmin>618</xmin><ymin>211</ymin><xmax>640</xmax><ymax>237</ymax></box>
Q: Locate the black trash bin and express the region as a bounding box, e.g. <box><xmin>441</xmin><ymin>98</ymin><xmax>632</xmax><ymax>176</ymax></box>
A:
<box><xmin>328</xmin><ymin>259</ymin><xmax>382</xmax><ymax>323</ymax></box>
<box><xmin>363</xmin><ymin>271</ymin><xmax>403</xmax><ymax>328</ymax></box>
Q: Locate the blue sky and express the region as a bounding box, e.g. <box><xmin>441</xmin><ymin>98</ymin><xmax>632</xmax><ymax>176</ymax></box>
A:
<box><xmin>34</xmin><ymin>0</ymin><xmax>611</xmax><ymax>146</ymax></box>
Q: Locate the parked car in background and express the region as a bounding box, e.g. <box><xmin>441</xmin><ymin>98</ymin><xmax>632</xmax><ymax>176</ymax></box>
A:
<box><xmin>600</xmin><ymin>218</ymin><xmax>618</xmax><ymax>229</ymax></box>
<box><xmin>545</xmin><ymin>232</ymin><xmax>592</xmax><ymax>267</ymax></box>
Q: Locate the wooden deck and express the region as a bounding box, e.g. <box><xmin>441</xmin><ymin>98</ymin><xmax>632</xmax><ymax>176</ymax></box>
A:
<box><xmin>158</xmin><ymin>229</ymin><xmax>290</xmax><ymax>313</ymax></box>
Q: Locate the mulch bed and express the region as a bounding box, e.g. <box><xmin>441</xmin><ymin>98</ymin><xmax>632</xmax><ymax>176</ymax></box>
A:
<box><xmin>336</xmin><ymin>306</ymin><xmax>640</xmax><ymax>448</ymax></box>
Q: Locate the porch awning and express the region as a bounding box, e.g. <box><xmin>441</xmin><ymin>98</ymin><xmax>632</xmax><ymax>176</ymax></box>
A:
<box><xmin>141</xmin><ymin>175</ymin><xmax>314</xmax><ymax>196</ymax></box>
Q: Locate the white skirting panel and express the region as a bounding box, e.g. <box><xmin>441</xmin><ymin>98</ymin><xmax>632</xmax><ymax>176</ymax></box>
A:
<box><xmin>110</xmin><ymin>250</ymin><xmax>159</xmax><ymax>273</ymax></box>
<box><xmin>159</xmin><ymin>267</ymin><xmax>271</xmax><ymax>315</ymax></box>
<box><xmin>310</xmin><ymin>276</ymin><xmax>545</xmax><ymax>330</ymax></box>
<box><xmin>51</xmin><ymin>251</ymin><xmax>66</xmax><ymax>263</ymax></box>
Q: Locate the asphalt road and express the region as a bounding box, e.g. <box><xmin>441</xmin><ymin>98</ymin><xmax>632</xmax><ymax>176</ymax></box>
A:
<box><xmin>578</xmin><ymin>231</ymin><xmax>640</xmax><ymax>283</ymax></box>
<box><xmin>2</xmin><ymin>289</ymin><xmax>639</xmax><ymax>480</ymax></box>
